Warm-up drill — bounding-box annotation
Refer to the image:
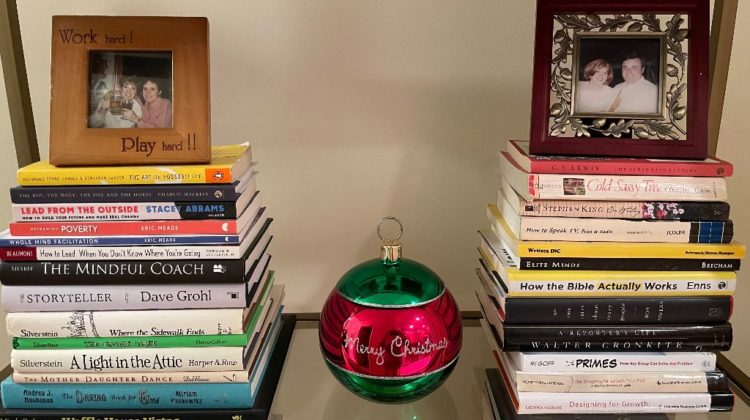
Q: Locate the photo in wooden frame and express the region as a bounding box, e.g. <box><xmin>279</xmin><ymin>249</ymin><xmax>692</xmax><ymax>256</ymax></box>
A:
<box><xmin>49</xmin><ymin>16</ymin><xmax>210</xmax><ymax>166</ymax></box>
<box><xmin>529</xmin><ymin>0</ymin><xmax>709</xmax><ymax>159</ymax></box>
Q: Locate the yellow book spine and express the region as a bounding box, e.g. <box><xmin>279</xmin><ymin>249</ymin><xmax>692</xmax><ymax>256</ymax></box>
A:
<box><xmin>17</xmin><ymin>165</ymin><xmax>223</xmax><ymax>186</ymax></box>
<box><xmin>506</xmin><ymin>278</ymin><xmax>736</xmax><ymax>297</ymax></box>
<box><xmin>505</xmin><ymin>270</ymin><xmax>736</xmax><ymax>282</ymax></box>
<box><xmin>487</xmin><ymin>204</ymin><xmax>746</xmax><ymax>259</ymax></box>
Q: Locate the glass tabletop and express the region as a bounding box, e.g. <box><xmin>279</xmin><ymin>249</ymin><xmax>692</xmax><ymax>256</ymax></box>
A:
<box><xmin>270</xmin><ymin>319</ymin><xmax>750</xmax><ymax>420</ymax></box>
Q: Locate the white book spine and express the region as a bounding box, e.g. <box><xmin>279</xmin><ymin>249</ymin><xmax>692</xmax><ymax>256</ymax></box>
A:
<box><xmin>1</xmin><ymin>283</ymin><xmax>249</xmax><ymax>312</ymax></box>
<box><xmin>531</xmin><ymin>174</ymin><xmax>727</xmax><ymax>201</ymax></box>
<box><xmin>6</xmin><ymin>308</ymin><xmax>247</xmax><ymax>338</ymax></box>
<box><xmin>12</xmin><ymin>244</ymin><xmax>246</xmax><ymax>261</ymax></box>
<box><xmin>514</xmin><ymin>371</ymin><xmax>711</xmax><ymax>393</ymax></box>
<box><xmin>11</xmin><ymin>202</ymin><xmax>230</xmax><ymax>221</ymax></box>
<box><xmin>12</xmin><ymin>370</ymin><xmax>250</xmax><ymax>384</ymax></box>
<box><xmin>507</xmin><ymin>278</ymin><xmax>735</xmax><ymax>297</ymax></box>
<box><xmin>509</xmin><ymin>352</ymin><xmax>716</xmax><ymax>372</ymax></box>
<box><xmin>12</xmin><ymin>347</ymin><xmax>246</xmax><ymax>373</ymax></box>
<box><xmin>515</xmin><ymin>217</ymin><xmax>729</xmax><ymax>243</ymax></box>
<box><xmin>515</xmin><ymin>391</ymin><xmax>712</xmax><ymax>414</ymax></box>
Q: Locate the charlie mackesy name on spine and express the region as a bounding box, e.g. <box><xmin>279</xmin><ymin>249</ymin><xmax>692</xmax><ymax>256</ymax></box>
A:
<box><xmin>495</xmin><ymin>324</ymin><xmax>733</xmax><ymax>352</ymax></box>
<box><xmin>0</xmin><ymin>259</ymin><xmax>249</xmax><ymax>284</ymax></box>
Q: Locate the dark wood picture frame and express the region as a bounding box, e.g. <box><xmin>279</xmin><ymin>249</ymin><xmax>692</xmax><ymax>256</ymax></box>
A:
<box><xmin>49</xmin><ymin>16</ymin><xmax>210</xmax><ymax>166</ymax></box>
<box><xmin>529</xmin><ymin>0</ymin><xmax>709</xmax><ymax>159</ymax></box>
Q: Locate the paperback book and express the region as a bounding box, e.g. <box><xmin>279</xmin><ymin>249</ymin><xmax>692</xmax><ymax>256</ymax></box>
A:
<box><xmin>16</xmin><ymin>143</ymin><xmax>253</xmax><ymax>186</ymax></box>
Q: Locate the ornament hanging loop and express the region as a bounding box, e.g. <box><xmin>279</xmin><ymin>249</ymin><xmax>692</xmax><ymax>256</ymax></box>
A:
<box><xmin>377</xmin><ymin>217</ymin><xmax>403</xmax><ymax>264</ymax></box>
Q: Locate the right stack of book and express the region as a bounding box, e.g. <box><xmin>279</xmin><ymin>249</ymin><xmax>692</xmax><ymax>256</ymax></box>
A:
<box><xmin>478</xmin><ymin>140</ymin><xmax>744</xmax><ymax>418</ymax></box>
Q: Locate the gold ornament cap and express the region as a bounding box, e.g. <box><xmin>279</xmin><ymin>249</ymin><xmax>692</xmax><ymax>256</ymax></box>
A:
<box><xmin>377</xmin><ymin>217</ymin><xmax>403</xmax><ymax>264</ymax></box>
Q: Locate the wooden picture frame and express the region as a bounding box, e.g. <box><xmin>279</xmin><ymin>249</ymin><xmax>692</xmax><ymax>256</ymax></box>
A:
<box><xmin>529</xmin><ymin>0</ymin><xmax>709</xmax><ymax>159</ymax></box>
<box><xmin>49</xmin><ymin>16</ymin><xmax>210</xmax><ymax>166</ymax></box>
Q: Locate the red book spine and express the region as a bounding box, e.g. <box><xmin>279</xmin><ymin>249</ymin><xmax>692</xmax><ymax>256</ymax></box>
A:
<box><xmin>527</xmin><ymin>159</ymin><xmax>733</xmax><ymax>177</ymax></box>
<box><xmin>8</xmin><ymin>220</ymin><xmax>238</xmax><ymax>236</ymax></box>
<box><xmin>0</xmin><ymin>247</ymin><xmax>38</xmax><ymax>261</ymax></box>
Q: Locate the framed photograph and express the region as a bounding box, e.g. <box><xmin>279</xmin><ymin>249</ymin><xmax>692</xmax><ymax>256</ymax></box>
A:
<box><xmin>529</xmin><ymin>0</ymin><xmax>709</xmax><ymax>159</ymax></box>
<box><xmin>50</xmin><ymin>16</ymin><xmax>210</xmax><ymax>166</ymax></box>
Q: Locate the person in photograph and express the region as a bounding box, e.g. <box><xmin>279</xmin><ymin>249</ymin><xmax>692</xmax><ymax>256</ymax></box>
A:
<box><xmin>608</xmin><ymin>53</ymin><xmax>659</xmax><ymax>114</ymax></box>
<box><xmin>125</xmin><ymin>79</ymin><xmax>172</xmax><ymax>128</ymax></box>
<box><xmin>575</xmin><ymin>59</ymin><xmax>616</xmax><ymax>113</ymax></box>
<box><xmin>88</xmin><ymin>78</ymin><xmax>143</xmax><ymax>129</ymax></box>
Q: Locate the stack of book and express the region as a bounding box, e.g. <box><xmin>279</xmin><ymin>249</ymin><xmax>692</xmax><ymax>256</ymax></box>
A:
<box><xmin>0</xmin><ymin>143</ymin><xmax>286</xmax><ymax>411</ymax></box>
<box><xmin>477</xmin><ymin>140</ymin><xmax>744</xmax><ymax>417</ymax></box>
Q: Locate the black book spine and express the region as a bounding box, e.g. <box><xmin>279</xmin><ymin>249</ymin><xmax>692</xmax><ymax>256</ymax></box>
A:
<box><xmin>503</xmin><ymin>296</ymin><xmax>732</xmax><ymax>325</ymax></box>
<box><xmin>706</xmin><ymin>370</ymin><xmax>730</xmax><ymax>393</ymax></box>
<box><xmin>501</xmin><ymin>324</ymin><xmax>733</xmax><ymax>352</ymax></box>
<box><xmin>10</xmin><ymin>184</ymin><xmax>240</xmax><ymax>204</ymax></box>
<box><xmin>641</xmin><ymin>201</ymin><xmax>731</xmax><ymax>221</ymax></box>
<box><xmin>0</xmin><ymin>259</ymin><xmax>247</xmax><ymax>284</ymax></box>
<box><xmin>519</xmin><ymin>257</ymin><xmax>741</xmax><ymax>271</ymax></box>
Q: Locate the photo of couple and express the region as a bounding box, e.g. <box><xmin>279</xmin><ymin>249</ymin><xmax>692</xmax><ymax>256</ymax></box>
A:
<box><xmin>573</xmin><ymin>36</ymin><xmax>663</xmax><ymax>116</ymax></box>
<box><xmin>87</xmin><ymin>51</ymin><xmax>173</xmax><ymax>129</ymax></box>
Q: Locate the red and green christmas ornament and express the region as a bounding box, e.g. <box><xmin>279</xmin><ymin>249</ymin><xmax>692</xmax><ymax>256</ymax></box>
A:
<box><xmin>319</xmin><ymin>217</ymin><xmax>462</xmax><ymax>403</ymax></box>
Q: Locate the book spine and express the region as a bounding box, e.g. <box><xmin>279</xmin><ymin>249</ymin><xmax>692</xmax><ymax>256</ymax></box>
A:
<box><xmin>0</xmin><ymin>233</ymin><xmax>242</xmax><ymax>246</ymax></box>
<box><xmin>531</xmin><ymin>174</ymin><xmax>727</xmax><ymax>201</ymax></box>
<box><xmin>0</xmin><ymin>244</ymin><xmax>246</xmax><ymax>261</ymax></box>
<box><xmin>503</xmin><ymin>296</ymin><xmax>732</xmax><ymax>324</ymax></box>
<box><xmin>1</xmin><ymin>283</ymin><xmax>249</xmax><ymax>312</ymax></box>
<box><xmin>517</xmin><ymin>218</ymin><xmax>732</xmax><ymax>243</ymax></box>
<box><xmin>16</xmin><ymin>164</ymin><xmax>240</xmax><ymax>187</ymax></box>
<box><xmin>11</xmin><ymin>347</ymin><xmax>246</xmax><ymax>373</ymax></box>
<box><xmin>12</xmin><ymin>332</ymin><xmax>249</xmax><ymax>350</ymax></box>
<box><xmin>514</xmin><ymin>198</ymin><xmax>730</xmax><ymax>221</ymax></box>
<box><xmin>507</xmin><ymin>140</ymin><xmax>734</xmax><ymax>177</ymax></box>
<box><xmin>514</xmin><ymin>391</ymin><xmax>718</xmax><ymax>414</ymax></box>
<box><xmin>0</xmin><ymin>259</ymin><xmax>249</xmax><ymax>285</ymax></box>
<box><xmin>518</xmin><ymin>257</ymin><xmax>741</xmax><ymax>271</ymax></box>
<box><xmin>10</xmin><ymin>183</ymin><xmax>243</xmax><ymax>204</ymax></box>
<box><xmin>505</xmin><ymin>278</ymin><xmax>735</xmax><ymax>297</ymax></box>
<box><xmin>487</xmin><ymin>203</ymin><xmax>746</xmax><ymax>259</ymax></box>
<box><xmin>9</xmin><ymin>219</ymin><xmax>240</xmax><ymax>236</ymax></box>
<box><xmin>6</xmin><ymin>308</ymin><xmax>247</xmax><ymax>338</ymax></box>
<box><xmin>1</xmin><ymin>377</ymin><xmax>252</xmax><ymax>409</ymax></box>
<box><xmin>12</xmin><ymin>202</ymin><xmax>238</xmax><ymax>221</ymax></box>
<box><xmin>513</xmin><ymin>371</ymin><xmax>726</xmax><ymax>393</ymax></box>
<box><xmin>12</xmin><ymin>370</ymin><xmax>251</xmax><ymax>384</ymax></box>
<box><xmin>510</xmin><ymin>352</ymin><xmax>717</xmax><ymax>372</ymax></box>
<box><xmin>501</xmin><ymin>324</ymin><xmax>733</xmax><ymax>352</ymax></box>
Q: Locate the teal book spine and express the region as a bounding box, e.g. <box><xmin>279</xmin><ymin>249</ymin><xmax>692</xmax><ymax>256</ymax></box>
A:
<box><xmin>0</xmin><ymin>376</ymin><xmax>253</xmax><ymax>409</ymax></box>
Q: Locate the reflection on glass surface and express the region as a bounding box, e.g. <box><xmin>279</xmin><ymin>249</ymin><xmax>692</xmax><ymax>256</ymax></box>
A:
<box><xmin>271</xmin><ymin>322</ymin><xmax>750</xmax><ymax>420</ymax></box>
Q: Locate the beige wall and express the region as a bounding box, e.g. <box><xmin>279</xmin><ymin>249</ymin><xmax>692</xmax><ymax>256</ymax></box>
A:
<box><xmin>0</xmin><ymin>0</ymin><xmax>749</xmax><ymax>371</ymax></box>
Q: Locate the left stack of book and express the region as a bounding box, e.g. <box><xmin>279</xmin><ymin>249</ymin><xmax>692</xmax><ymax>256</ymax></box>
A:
<box><xmin>0</xmin><ymin>143</ymin><xmax>286</xmax><ymax>411</ymax></box>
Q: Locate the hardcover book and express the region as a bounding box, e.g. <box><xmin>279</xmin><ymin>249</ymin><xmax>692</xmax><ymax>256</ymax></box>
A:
<box><xmin>18</xmin><ymin>143</ymin><xmax>252</xmax><ymax>186</ymax></box>
<box><xmin>10</xmin><ymin>166</ymin><xmax>257</xmax><ymax>204</ymax></box>
<box><xmin>478</xmin><ymin>291</ymin><xmax>733</xmax><ymax>352</ymax></box>
<box><xmin>487</xmin><ymin>205</ymin><xmax>745</xmax><ymax>268</ymax></box>
<box><xmin>501</xmin><ymin>151</ymin><xmax>728</xmax><ymax>201</ymax></box>
<box><xmin>493</xmin><ymin>349</ymin><xmax>727</xmax><ymax>393</ymax></box>
<box><xmin>475</xmin><ymin>263</ymin><xmax>733</xmax><ymax>324</ymax></box>
<box><xmin>499</xmin><ymin>179</ymin><xmax>731</xmax><ymax>221</ymax></box>
<box><xmin>484</xmin><ymin>368</ymin><xmax>671</xmax><ymax>419</ymax></box>
<box><xmin>507</xmin><ymin>140</ymin><xmax>734</xmax><ymax>177</ymax></box>
<box><xmin>495</xmin><ymin>197</ymin><xmax>734</xmax><ymax>243</ymax></box>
